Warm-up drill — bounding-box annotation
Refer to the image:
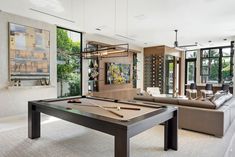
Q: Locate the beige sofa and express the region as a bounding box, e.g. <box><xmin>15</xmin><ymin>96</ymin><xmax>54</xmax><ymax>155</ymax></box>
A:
<box><xmin>134</xmin><ymin>95</ymin><xmax>235</xmax><ymax>137</ymax></box>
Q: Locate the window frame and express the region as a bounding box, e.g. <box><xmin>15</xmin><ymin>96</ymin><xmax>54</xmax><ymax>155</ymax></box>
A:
<box><xmin>185</xmin><ymin>50</ymin><xmax>197</xmax><ymax>85</ymax></box>
<box><xmin>56</xmin><ymin>26</ymin><xmax>83</xmax><ymax>96</ymax></box>
<box><xmin>200</xmin><ymin>46</ymin><xmax>233</xmax><ymax>84</ymax></box>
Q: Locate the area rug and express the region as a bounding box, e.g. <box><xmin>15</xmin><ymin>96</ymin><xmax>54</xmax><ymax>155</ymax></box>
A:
<box><xmin>0</xmin><ymin>117</ymin><xmax>234</xmax><ymax>157</ymax></box>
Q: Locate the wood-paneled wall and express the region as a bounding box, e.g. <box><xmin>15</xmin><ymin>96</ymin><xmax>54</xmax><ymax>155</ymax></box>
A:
<box><xmin>98</xmin><ymin>52</ymin><xmax>133</xmax><ymax>91</ymax></box>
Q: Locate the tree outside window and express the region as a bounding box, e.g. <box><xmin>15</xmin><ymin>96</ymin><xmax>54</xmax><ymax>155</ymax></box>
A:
<box><xmin>57</xmin><ymin>27</ymin><xmax>82</xmax><ymax>97</ymax></box>
<box><xmin>201</xmin><ymin>47</ymin><xmax>233</xmax><ymax>84</ymax></box>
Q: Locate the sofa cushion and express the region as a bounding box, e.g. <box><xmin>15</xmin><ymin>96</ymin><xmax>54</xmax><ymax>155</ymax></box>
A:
<box><xmin>210</xmin><ymin>91</ymin><xmax>227</xmax><ymax>102</ymax></box>
<box><xmin>212</xmin><ymin>93</ymin><xmax>233</xmax><ymax>108</ymax></box>
<box><xmin>178</xmin><ymin>99</ymin><xmax>216</xmax><ymax>109</ymax></box>
<box><xmin>134</xmin><ymin>95</ymin><xmax>155</xmax><ymax>102</ymax></box>
<box><xmin>154</xmin><ymin>97</ymin><xmax>179</xmax><ymax>104</ymax></box>
<box><xmin>223</xmin><ymin>96</ymin><xmax>235</xmax><ymax>106</ymax></box>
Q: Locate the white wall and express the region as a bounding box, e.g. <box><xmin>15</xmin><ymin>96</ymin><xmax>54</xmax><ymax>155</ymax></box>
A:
<box><xmin>196</xmin><ymin>49</ymin><xmax>201</xmax><ymax>84</ymax></box>
<box><xmin>137</xmin><ymin>51</ymin><xmax>144</xmax><ymax>91</ymax></box>
<box><xmin>0</xmin><ymin>0</ymin><xmax>84</xmax><ymax>32</ymax></box>
<box><xmin>0</xmin><ymin>0</ymin><xmax>145</xmax><ymax>117</ymax></box>
<box><xmin>0</xmin><ymin>11</ymin><xmax>57</xmax><ymax>118</ymax></box>
<box><xmin>180</xmin><ymin>51</ymin><xmax>186</xmax><ymax>95</ymax></box>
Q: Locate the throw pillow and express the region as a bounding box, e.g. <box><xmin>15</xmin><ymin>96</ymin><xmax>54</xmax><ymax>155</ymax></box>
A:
<box><xmin>211</xmin><ymin>92</ymin><xmax>233</xmax><ymax>108</ymax></box>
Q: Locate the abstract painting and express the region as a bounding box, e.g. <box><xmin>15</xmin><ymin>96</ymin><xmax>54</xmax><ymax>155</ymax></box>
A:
<box><xmin>105</xmin><ymin>62</ymin><xmax>131</xmax><ymax>84</ymax></box>
<box><xmin>9</xmin><ymin>23</ymin><xmax>50</xmax><ymax>80</ymax></box>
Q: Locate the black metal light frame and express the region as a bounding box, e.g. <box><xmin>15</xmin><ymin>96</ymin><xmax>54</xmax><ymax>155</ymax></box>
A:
<box><xmin>82</xmin><ymin>43</ymin><xmax>129</xmax><ymax>59</ymax></box>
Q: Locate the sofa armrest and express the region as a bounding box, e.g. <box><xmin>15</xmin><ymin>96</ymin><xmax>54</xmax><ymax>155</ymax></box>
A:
<box><xmin>179</xmin><ymin>105</ymin><xmax>230</xmax><ymax>137</ymax></box>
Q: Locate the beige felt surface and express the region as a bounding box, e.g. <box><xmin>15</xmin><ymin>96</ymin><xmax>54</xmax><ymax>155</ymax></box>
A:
<box><xmin>48</xmin><ymin>98</ymin><xmax>160</xmax><ymax>121</ymax></box>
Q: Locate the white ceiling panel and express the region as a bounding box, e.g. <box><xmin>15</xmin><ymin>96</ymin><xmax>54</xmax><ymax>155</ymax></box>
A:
<box><xmin>1</xmin><ymin>0</ymin><xmax>235</xmax><ymax>47</ymax></box>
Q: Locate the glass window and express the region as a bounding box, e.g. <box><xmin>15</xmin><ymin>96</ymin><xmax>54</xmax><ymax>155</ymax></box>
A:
<box><xmin>208</xmin><ymin>58</ymin><xmax>219</xmax><ymax>83</ymax></box>
<box><xmin>185</xmin><ymin>50</ymin><xmax>197</xmax><ymax>84</ymax></box>
<box><xmin>187</xmin><ymin>61</ymin><xmax>196</xmax><ymax>84</ymax></box>
<box><xmin>186</xmin><ymin>51</ymin><xmax>197</xmax><ymax>59</ymax></box>
<box><xmin>209</xmin><ymin>49</ymin><xmax>220</xmax><ymax>57</ymax></box>
<box><xmin>200</xmin><ymin>47</ymin><xmax>233</xmax><ymax>84</ymax></box>
<box><xmin>57</xmin><ymin>27</ymin><xmax>82</xmax><ymax>98</ymax></box>
<box><xmin>222</xmin><ymin>57</ymin><xmax>232</xmax><ymax>82</ymax></box>
<box><xmin>222</xmin><ymin>48</ymin><xmax>231</xmax><ymax>56</ymax></box>
<box><xmin>202</xmin><ymin>59</ymin><xmax>209</xmax><ymax>66</ymax></box>
<box><xmin>202</xmin><ymin>67</ymin><xmax>209</xmax><ymax>75</ymax></box>
<box><xmin>202</xmin><ymin>50</ymin><xmax>209</xmax><ymax>58</ymax></box>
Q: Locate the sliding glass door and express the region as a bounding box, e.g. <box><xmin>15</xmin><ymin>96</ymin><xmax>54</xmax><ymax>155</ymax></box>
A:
<box><xmin>165</xmin><ymin>55</ymin><xmax>175</xmax><ymax>95</ymax></box>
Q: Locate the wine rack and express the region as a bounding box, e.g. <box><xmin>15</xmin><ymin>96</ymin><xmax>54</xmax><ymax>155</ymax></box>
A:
<box><xmin>144</xmin><ymin>55</ymin><xmax>164</xmax><ymax>93</ymax></box>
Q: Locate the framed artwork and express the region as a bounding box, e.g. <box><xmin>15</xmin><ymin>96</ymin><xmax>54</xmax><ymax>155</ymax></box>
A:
<box><xmin>105</xmin><ymin>62</ymin><xmax>131</xmax><ymax>85</ymax></box>
<box><xmin>9</xmin><ymin>23</ymin><xmax>50</xmax><ymax>81</ymax></box>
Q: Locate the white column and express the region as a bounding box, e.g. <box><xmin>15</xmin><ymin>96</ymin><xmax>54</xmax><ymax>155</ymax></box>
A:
<box><xmin>137</xmin><ymin>50</ymin><xmax>144</xmax><ymax>91</ymax></box>
<box><xmin>196</xmin><ymin>49</ymin><xmax>201</xmax><ymax>84</ymax></box>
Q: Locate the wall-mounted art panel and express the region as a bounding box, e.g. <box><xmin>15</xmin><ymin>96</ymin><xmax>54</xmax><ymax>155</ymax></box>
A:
<box><xmin>9</xmin><ymin>23</ymin><xmax>50</xmax><ymax>80</ymax></box>
<box><xmin>105</xmin><ymin>62</ymin><xmax>131</xmax><ymax>85</ymax></box>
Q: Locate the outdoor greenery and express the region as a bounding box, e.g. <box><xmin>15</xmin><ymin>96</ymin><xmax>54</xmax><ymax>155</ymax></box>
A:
<box><xmin>208</xmin><ymin>58</ymin><xmax>219</xmax><ymax>82</ymax></box>
<box><xmin>57</xmin><ymin>28</ymin><xmax>81</xmax><ymax>97</ymax></box>
<box><xmin>201</xmin><ymin>48</ymin><xmax>233</xmax><ymax>84</ymax></box>
<box><xmin>222</xmin><ymin>57</ymin><xmax>232</xmax><ymax>81</ymax></box>
<box><xmin>187</xmin><ymin>62</ymin><xmax>195</xmax><ymax>83</ymax></box>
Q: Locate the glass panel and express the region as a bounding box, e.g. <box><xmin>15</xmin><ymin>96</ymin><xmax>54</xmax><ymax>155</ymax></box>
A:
<box><xmin>168</xmin><ymin>62</ymin><xmax>174</xmax><ymax>94</ymax></box>
<box><xmin>201</xmin><ymin>76</ymin><xmax>208</xmax><ymax>83</ymax></box>
<box><xmin>202</xmin><ymin>67</ymin><xmax>209</xmax><ymax>75</ymax></box>
<box><xmin>57</xmin><ymin>28</ymin><xmax>82</xmax><ymax>98</ymax></box>
<box><xmin>222</xmin><ymin>57</ymin><xmax>232</xmax><ymax>83</ymax></box>
<box><xmin>186</xmin><ymin>51</ymin><xmax>197</xmax><ymax>59</ymax></box>
<box><xmin>165</xmin><ymin>55</ymin><xmax>174</xmax><ymax>95</ymax></box>
<box><xmin>222</xmin><ymin>48</ymin><xmax>231</xmax><ymax>56</ymax></box>
<box><xmin>208</xmin><ymin>58</ymin><xmax>219</xmax><ymax>83</ymax></box>
<box><xmin>187</xmin><ymin>61</ymin><xmax>195</xmax><ymax>84</ymax></box>
<box><xmin>202</xmin><ymin>59</ymin><xmax>209</xmax><ymax>66</ymax></box>
<box><xmin>202</xmin><ymin>50</ymin><xmax>209</xmax><ymax>58</ymax></box>
<box><xmin>209</xmin><ymin>49</ymin><xmax>219</xmax><ymax>57</ymax></box>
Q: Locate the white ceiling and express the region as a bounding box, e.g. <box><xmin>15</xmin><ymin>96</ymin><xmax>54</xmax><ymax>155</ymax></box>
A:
<box><xmin>84</xmin><ymin>0</ymin><xmax>235</xmax><ymax>47</ymax></box>
<box><xmin>1</xmin><ymin>0</ymin><xmax>235</xmax><ymax>48</ymax></box>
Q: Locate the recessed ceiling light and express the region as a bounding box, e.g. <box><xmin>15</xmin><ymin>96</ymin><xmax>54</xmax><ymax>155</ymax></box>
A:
<box><xmin>208</xmin><ymin>40</ymin><xmax>212</xmax><ymax>43</ymax></box>
<box><xmin>30</xmin><ymin>0</ymin><xmax>64</xmax><ymax>13</ymax></box>
<box><xmin>95</xmin><ymin>28</ymin><xmax>101</xmax><ymax>31</ymax></box>
<box><xmin>224</xmin><ymin>38</ymin><xmax>227</xmax><ymax>41</ymax></box>
<box><xmin>144</xmin><ymin>42</ymin><xmax>148</xmax><ymax>45</ymax></box>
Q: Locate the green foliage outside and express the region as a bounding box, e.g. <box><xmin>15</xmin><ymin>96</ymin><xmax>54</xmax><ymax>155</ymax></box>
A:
<box><xmin>208</xmin><ymin>58</ymin><xmax>219</xmax><ymax>82</ymax></box>
<box><xmin>201</xmin><ymin>49</ymin><xmax>233</xmax><ymax>83</ymax></box>
<box><xmin>222</xmin><ymin>57</ymin><xmax>232</xmax><ymax>81</ymax></box>
<box><xmin>187</xmin><ymin>62</ymin><xmax>195</xmax><ymax>82</ymax></box>
<box><xmin>57</xmin><ymin>28</ymin><xmax>81</xmax><ymax>97</ymax></box>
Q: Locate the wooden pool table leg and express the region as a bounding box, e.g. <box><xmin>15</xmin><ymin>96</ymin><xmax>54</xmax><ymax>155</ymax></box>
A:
<box><xmin>115</xmin><ymin>132</ymin><xmax>130</xmax><ymax>157</ymax></box>
<box><xmin>164</xmin><ymin>110</ymin><xmax>178</xmax><ymax>151</ymax></box>
<box><xmin>28</xmin><ymin>102</ymin><xmax>41</xmax><ymax>139</ymax></box>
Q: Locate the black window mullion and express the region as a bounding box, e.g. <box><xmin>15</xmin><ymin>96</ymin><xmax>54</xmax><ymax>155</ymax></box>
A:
<box><xmin>218</xmin><ymin>48</ymin><xmax>222</xmax><ymax>83</ymax></box>
<box><xmin>230</xmin><ymin>47</ymin><xmax>234</xmax><ymax>77</ymax></box>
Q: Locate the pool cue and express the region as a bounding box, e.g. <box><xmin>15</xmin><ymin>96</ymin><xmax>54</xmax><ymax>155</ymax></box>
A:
<box><xmin>72</xmin><ymin>104</ymin><xmax>140</xmax><ymax>110</ymax></box>
<box><xmin>98</xmin><ymin>105</ymin><xmax>124</xmax><ymax>118</ymax></box>
<box><xmin>85</xmin><ymin>100</ymin><xmax>124</xmax><ymax>118</ymax></box>
<box><xmin>105</xmin><ymin>106</ymin><xmax>140</xmax><ymax>110</ymax></box>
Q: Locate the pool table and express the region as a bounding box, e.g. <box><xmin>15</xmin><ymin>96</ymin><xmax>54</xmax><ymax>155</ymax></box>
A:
<box><xmin>28</xmin><ymin>96</ymin><xmax>178</xmax><ymax>157</ymax></box>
